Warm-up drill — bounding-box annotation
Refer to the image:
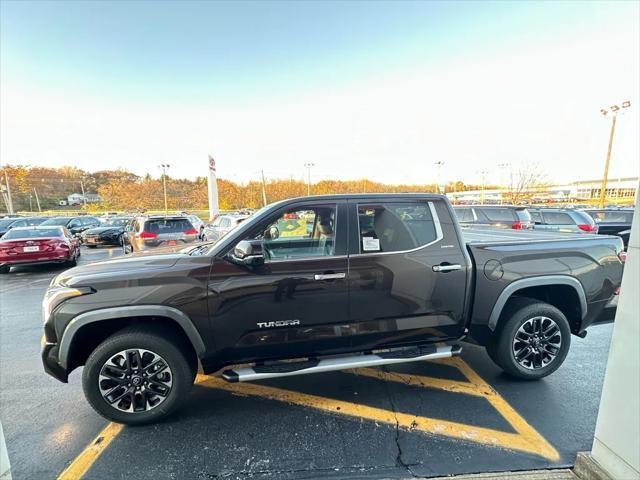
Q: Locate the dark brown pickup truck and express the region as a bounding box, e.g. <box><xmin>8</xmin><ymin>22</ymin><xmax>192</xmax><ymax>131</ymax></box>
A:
<box><xmin>41</xmin><ymin>194</ymin><xmax>625</xmax><ymax>424</ymax></box>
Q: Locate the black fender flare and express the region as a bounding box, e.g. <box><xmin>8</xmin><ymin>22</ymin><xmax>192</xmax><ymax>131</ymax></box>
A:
<box><xmin>58</xmin><ymin>305</ymin><xmax>206</xmax><ymax>369</ymax></box>
<box><xmin>488</xmin><ymin>276</ymin><xmax>588</xmax><ymax>331</ymax></box>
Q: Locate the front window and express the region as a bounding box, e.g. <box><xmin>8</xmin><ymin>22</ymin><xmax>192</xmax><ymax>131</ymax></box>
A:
<box><xmin>250</xmin><ymin>205</ymin><xmax>337</xmax><ymax>260</ymax></box>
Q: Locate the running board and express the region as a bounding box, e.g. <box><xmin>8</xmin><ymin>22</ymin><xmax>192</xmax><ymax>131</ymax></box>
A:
<box><xmin>221</xmin><ymin>345</ymin><xmax>461</xmax><ymax>383</ymax></box>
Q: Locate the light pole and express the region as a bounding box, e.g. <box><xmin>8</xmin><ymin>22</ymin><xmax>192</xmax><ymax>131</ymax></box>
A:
<box><xmin>434</xmin><ymin>161</ymin><xmax>445</xmax><ymax>194</ymax></box>
<box><xmin>497</xmin><ymin>162</ymin><xmax>511</xmax><ymax>204</ymax></box>
<box><xmin>477</xmin><ymin>169</ymin><xmax>489</xmax><ymax>205</ymax></box>
<box><xmin>159</xmin><ymin>164</ymin><xmax>170</xmax><ymax>214</ymax></box>
<box><xmin>304</xmin><ymin>163</ymin><xmax>315</xmax><ymax>196</ymax></box>
<box><xmin>599</xmin><ymin>101</ymin><xmax>631</xmax><ymax>208</ymax></box>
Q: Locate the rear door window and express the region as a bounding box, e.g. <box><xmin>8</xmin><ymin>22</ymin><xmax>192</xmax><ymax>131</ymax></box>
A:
<box><xmin>530</xmin><ymin>211</ymin><xmax>543</xmax><ymax>223</ymax></box>
<box><xmin>357</xmin><ymin>202</ymin><xmax>438</xmax><ymax>253</ymax></box>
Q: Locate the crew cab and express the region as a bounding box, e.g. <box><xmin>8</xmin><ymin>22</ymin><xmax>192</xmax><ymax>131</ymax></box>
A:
<box><xmin>41</xmin><ymin>194</ymin><xmax>625</xmax><ymax>425</ymax></box>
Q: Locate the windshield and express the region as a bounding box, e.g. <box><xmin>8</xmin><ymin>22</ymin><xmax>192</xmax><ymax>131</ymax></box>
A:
<box><xmin>40</xmin><ymin>217</ymin><xmax>70</xmax><ymax>226</ymax></box>
<box><xmin>2</xmin><ymin>228</ymin><xmax>63</xmax><ymax>240</ymax></box>
<box><xmin>0</xmin><ymin>218</ymin><xmax>17</xmax><ymax>228</ymax></box>
<box><xmin>104</xmin><ymin>218</ymin><xmax>129</xmax><ymax>227</ymax></box>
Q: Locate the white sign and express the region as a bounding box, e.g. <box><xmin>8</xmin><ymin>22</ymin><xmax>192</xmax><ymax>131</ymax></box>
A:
<box><xmin>362</xmin><ymin>237</ymin><xmax>380</xmax><ymax>251</ymax></box>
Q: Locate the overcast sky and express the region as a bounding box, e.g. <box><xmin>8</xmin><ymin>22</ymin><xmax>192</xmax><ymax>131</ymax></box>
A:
<box><xmin>1</xmin><ymin>1</ymin><xmax>638</xmax><ymax>186</ymax></box>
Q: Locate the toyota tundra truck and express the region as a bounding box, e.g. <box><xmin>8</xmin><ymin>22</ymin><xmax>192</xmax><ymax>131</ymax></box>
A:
<box><xmin>41</xmin><ymin>194</ymin><xmax>625</xmax><ymax>424</ymax></box>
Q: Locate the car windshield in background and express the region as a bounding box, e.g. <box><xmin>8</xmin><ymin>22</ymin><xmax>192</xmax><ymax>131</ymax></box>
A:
<box><xmin>40</xmin><ymin>217</ymin><xmax>70</xmax><ymax>226</ymax></box>
<box><xmin>105</xmin><ymin>218</ymin><xmax>129</xmax><ymax>227</ymax></box>
<box><xmin>146</xmin><ymin>218</ymin><xmax>193</xmax><ymax>233</ymax></box>
<box><xmin>0</xmin><ymin>218</ymin><xmax>17</xmax><ymax>228</ymax></box>
<box><xmin>2</xmin><ymin>228</ymin><xmax>63</xmax><ymax>239</ymax></box>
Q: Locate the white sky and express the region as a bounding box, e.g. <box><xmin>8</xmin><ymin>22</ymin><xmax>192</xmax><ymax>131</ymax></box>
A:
<box><xmin>1</xmin><ymin>7</ymin><xmax>638</xmax><ymax>187</ymax></box>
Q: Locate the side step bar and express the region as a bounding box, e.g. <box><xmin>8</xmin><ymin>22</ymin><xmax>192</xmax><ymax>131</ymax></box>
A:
<box><xmin>222</xmin><ymin>344</ymin><xmax>461</xmax><ymax>383</ymax></box>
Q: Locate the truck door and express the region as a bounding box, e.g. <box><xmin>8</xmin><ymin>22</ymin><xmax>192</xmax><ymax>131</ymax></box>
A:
<box><xmin>347</xmin><ymin>198</ymin><xmax>470</xmax><ymax>351</ymax></box>
<box><xmin>207</xmin><ymin>201</ymin><xmax>350</xmax><ymax>364</ymax></box>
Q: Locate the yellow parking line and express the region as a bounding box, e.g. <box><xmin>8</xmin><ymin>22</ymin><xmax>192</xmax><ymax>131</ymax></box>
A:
<box><xmin>195</xmin><ymin>373</ymin><xmax>559</xmax><ymax>460</ymax></box>
<box><xmin>57</xmin><ymin>422</ymin><xmax>123</xmax><ymax>480</ymax></box>
<box><xmin>347</xmin><ymin>358</ymin><xmax>559</xmax><ymax>461</ymax></box>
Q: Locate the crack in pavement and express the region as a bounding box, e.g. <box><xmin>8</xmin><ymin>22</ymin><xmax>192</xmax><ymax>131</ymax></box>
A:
<box><xmin>382</xmin><ymin>367</ymin><xmax>422</xmax><ymax>479</ymax></box>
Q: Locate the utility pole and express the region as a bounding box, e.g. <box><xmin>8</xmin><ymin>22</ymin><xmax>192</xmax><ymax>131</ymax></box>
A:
<box><xmin>3</xmin><ymin>170</ymin><xmax>14</xmax><ymax>215</ymax></box>
<box><xmin>304</xmin><ymin>163</ymin><xmax>315</xmax><ymax>196</ymax></box>
<box><xmin>599</xmin><ymin>101</ymin><xmax>631</xmax><ymax>208</ymax></box>
<box><xmin>80</xmin><ymin>180</ymin><xmax>87</xmax><ymax>206</ymax></box>
<box><xmin>159</xmin><ymin>164</ymin><xmax>170</xmax><ymax>214</ymax></box>
<box><xmin>260</xmin><ymin>170</ymin><xmax>268</xmax><ymax>206</ymax></box>
<box><xmin>497</xmin><ymin>162</ymin><xmax>511</xmax><ymax>205</ymax></box>
<box><xmin>478</xmin><ymin>169</ymin><xmax>489</xmax><ymax>205</ymax></box>
<box><xmin>33</xmin><ymin>187</ymin><xmax>41</xmax><ymax>212</ymax></box>
<box><xmin>434</xmin><ymin>161</ymin><xmax>445</xmax><ymax>194</ymax></box>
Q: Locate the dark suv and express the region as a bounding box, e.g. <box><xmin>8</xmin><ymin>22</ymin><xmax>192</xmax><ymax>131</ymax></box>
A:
<box><xmin>453</xmin><ymin>205</ymin><xmax>533</xmax><ymax>230</ymax></box>
<box><xmin>40</xmin><ymin>216</ymin><xmax>101</xmax><ymax>236</ymax></box>
<box><xmin>122</xmin><ymin>215</ymin><xmax>199</xmax><ymax>253</ymax></box>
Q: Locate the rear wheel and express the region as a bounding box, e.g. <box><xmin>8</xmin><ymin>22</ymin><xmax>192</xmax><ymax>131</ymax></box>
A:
<box><xmin>82</xmin><ymin>328</ymin><xmax>195</xmax><ymax>425</ymax></box>
<box><xmin>0</xmin><ymin>265</ymin><xmax>9</xmax><ymax>274</ymax></box>
<box><xmin>486</xmin><ymin>298</ymin><xmax>571</xmax><ymax>380</ymax></box>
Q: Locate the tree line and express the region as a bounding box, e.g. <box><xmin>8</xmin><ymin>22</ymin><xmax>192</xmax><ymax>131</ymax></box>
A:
<box><xmin>1</xmin><ymin>165</ymin><xmax>492</xmax><ymax>213</ymax></box>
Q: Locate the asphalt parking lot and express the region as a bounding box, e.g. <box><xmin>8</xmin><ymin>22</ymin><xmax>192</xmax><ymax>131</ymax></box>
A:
<box><xmin>0</xmin><ymin>246</ymin><xmax>614</xmax><ymax>480</ymax></box>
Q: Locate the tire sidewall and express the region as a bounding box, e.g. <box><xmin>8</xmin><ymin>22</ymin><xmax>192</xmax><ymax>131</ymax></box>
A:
<box><xmin>497</xmin><ymin>301</ymin><xmax>571</xmax><ymax>380</ymax></box>
<box><xmin>82</xmin><ymin>331</ymin><xmax>193</xmax><ymax>425</ymax></box>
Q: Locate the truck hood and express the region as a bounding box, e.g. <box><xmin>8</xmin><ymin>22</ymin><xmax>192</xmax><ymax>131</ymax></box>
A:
<box><xmin>54</xmin><ymin>252</ymin><xmax>185</xmax><ymax>287</ymax></box>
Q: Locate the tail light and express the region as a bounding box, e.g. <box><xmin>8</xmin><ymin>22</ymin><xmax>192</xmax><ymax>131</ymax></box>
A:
<box><xmin>58</xmin><ymin>242</ymin><xmax>70</xmax><ymax>249</ymax></box>
<box><xmin>139</xmin><ymin>231</ymin><xmax>158</xmax><ymax>239</ymax></box>
<box><xmin>512</xmin><ymin>222</ymin><xmax>523</xmax><ymax>230</ymax></box>
<box><xmin>618</xmin><ymin>251</ymin><xmax>627</xmax><ymax>263</ymax></box>
<box><xmin>578</xmin><ymin>224</ymin><xmax>596</xmax><ymax>232</ymax></box>
<box><xmin>183</xmin><ymin>228</ymin><xmax>198</xmax><ymax>235</ymax></box>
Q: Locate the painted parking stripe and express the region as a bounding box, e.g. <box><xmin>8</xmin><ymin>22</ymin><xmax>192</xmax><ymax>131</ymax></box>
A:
<box><xmin>57</xmin><ymin>422</ymin><xmax>123</xmax><ymax>480</ymax></box>
<box><xmin>347</xmin><ymin>357</ymin><xmax>559</xmax><ymax>460</ymax></box>
<box><xmin>195</xmin><ymin>363</ymin><xmax>560</xmax><ymax>461</ymax></box>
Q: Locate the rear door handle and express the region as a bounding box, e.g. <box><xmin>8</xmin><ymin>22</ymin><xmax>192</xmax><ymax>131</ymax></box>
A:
<box><xmin>314</xmin><ymin>273</ymin><xmax>346</xmax><ymax>281</ymax></box>
<box><xmin>432</xmin><ymin>264</ymin><xmax>462</xmax><ymax>272</ymax></box>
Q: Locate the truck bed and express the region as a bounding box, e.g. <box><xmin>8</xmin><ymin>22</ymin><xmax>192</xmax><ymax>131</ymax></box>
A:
<box><xmin>461</xmin><ymin>227</ymin><xmax>603</xmax><ymax>245</ymax></box>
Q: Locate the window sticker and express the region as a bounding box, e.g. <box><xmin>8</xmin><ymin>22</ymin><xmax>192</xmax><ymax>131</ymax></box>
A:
<box><xmin>362</xmin><ymin>237</ymin><xmax>380</xmax><ymax>251</ymax></box>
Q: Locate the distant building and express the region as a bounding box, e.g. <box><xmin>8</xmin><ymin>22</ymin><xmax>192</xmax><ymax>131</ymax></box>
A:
<box><xmin>447</xmin><ymin>177</ymin><xmax>638</xmax><ymax>204</ymax></box>
<box><xmin>66</xmin><ymin>193</ymin><xmax>100</xmax><ymax>205</ymax></box>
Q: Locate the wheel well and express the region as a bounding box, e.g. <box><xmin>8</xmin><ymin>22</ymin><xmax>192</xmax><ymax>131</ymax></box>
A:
<box><xmin>505</xmin><ymin>285</ymin><xmax>582</xmax><ymax>333</ymax></box>
<box><xmin>67</xmin><ymin>316</ymin><xmax>198</xmax><ymax>372</ymax></box>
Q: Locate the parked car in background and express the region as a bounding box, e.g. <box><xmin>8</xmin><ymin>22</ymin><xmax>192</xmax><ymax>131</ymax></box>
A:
<box><xmin>583</xmin><ymin>208</ymin><xmax>634</xmax><ymax>248</ymax></box>
<box><xmin>0</xmin><ymin>216</ymin><xmax>48</xmax><ymax>238</ymax></box>
<box><xmin>202</xmin><ymin>214</ymin><xmax>249</xmax><ymax>242</ymax></box>
<box><xmin>186</xmin><ymin>215</ymin><xmax>205</xmax><ymax>239</ymax></box>
<box><xmin>123</xmin><ymin>215</ymin><xmax>199</xmax><ymax>253</ymax></box>
<box><xmin>528</xmin><ymin>208</ymin><xmax>597</xmax><ymax>234</ymax></box>
<box><xmin>81</xmin><ymin>217</ymin><xmax>132</xmax><ymax>247</ymax></box>
<box><xmin>0</xmin><ymin>226</ymin><xmax>80</xmax><ymax>273</ymax></box>
<box><xmin>453</xmin><ymin>205</ymin><xmax>533</xmax><ymax>230</ymax></box>
<box><xmin>40</xmin><ymin>216</ymin><xmax>101</xmax><ymax>236</ymax></box>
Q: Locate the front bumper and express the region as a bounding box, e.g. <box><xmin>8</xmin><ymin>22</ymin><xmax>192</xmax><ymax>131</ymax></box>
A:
<box><xmin>41</xmin><ymin>337</ymin><xmax>68</xmax><ymax>383</ymax></box>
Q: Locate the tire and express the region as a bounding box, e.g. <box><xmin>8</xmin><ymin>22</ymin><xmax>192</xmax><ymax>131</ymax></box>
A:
<box><xmin>486</xmin><ymin>297</ymin><xmax>571</xmax><ymax>380</ymax></box>
<box><xmin>66</xmin><ymin>256</ymin><xmax>77</xmax><ymax>267</ymax></box>
<box><xmin>86</xmin><ymin>244</ymin><xmax>97</xmax><ymax>249</ymax></box>
<box><xmin>0</xmin><ymin>265</ymin><xmax>9</xmax><ymax>274</ymax></box>
<box><xmin>82</xmin><ymin>327</ymin><xmax>195</xmax><ymax>425</ymax></box>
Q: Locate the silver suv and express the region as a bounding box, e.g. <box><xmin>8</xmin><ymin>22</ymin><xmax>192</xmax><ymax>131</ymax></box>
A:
<box><xmin>528</xmin><ymin>208</ymin><xmax>598</xmax><ymax>234</ymax></box>
<box><xmin>122</xmin><ymin>215</ymin><xmax>199</xmax><ymax>253</ymax></box>
<box><xmin>202</xmin><ymin>214</ymin><xmax>249</xmax><ymax>243</ymax></box>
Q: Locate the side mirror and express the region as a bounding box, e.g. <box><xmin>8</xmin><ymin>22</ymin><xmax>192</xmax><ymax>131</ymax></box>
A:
<box><xmin>231</xmin><ymin>240</ymin><xmax>264</xmax><ymax>267</ymax></box>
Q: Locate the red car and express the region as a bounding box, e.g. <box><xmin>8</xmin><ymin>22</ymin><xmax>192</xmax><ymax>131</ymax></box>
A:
<box><xmin>0</xmin><ymin>226</ymin><xmax>80</xmax><ymax>274</ymax></box>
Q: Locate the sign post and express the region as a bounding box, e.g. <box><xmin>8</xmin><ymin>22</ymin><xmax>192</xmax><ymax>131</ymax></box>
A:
<box><xmin>207</xmin><ymin>155</ymin><xmax>220</xmax><ymax>221</ymax></box>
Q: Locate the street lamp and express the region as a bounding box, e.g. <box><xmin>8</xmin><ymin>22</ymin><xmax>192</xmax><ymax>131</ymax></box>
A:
<box><xmin>304</xmin><ymin>163</ymin><xmax>315</xmax><ymax>196</ymax></box>
<box><xmin>159</xmin><ymin>164</ymin><xmax>170</xmax><ymax>214</ymax></box>
<box><xmin>599</xmin><ymin>101</ymin><xmax>631</xmax><ymax>208</ymax></box>
<box><xmin>434</xmin><ymin>161</ymin><xmax>445</xmax><ymax>194</ymax></box>
<box><xmin>497</xmin><ymin>162</ymin><xmax>511</xmax><ymax>205</ymax></box>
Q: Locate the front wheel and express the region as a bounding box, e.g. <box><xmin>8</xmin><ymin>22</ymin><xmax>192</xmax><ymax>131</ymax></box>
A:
<box><xmin>82</xmin><ymin>327</ymin><xmax>195</xmax><ymax>425</ymax></box>
<box><xmin>486</xmin><ymin>298</ymin><xmax>571</xmax><ymax>380</ymax></box>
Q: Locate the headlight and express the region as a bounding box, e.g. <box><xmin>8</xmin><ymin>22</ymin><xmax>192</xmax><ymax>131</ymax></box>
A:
<box><xmin>42</xmin><ymin>286</ymin><xmax>90</xmax><ymax>323</ymax></box>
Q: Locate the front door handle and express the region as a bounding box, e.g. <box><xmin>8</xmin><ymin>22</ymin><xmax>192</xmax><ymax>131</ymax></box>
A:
<box><xmin>432</xmin><ymin>264</ymin><xmax>462</xmax><ymax>272</ymax></box>
<box><xmin>314</xmin><ymin>273</ymin><xmax>346</xmax><ymax>281</ymax></box>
